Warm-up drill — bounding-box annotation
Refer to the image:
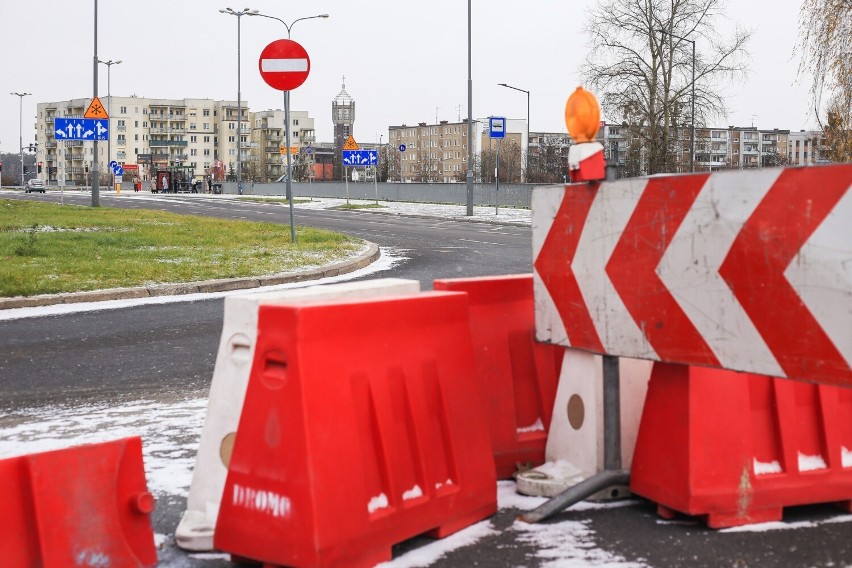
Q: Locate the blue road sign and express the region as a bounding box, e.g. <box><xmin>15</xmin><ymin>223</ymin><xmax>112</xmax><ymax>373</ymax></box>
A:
<box><xmin>399</xmin><ymin>144</ymin><xmax>406</xmax><ymax>152</ymax></box>
<box><xmin>54</xmin><ymin>118</ymin><xmax>109</xmax><ymax>141</ymax></box>
<box><xmin>489</xmin><ymin>116</ymin><xmax>506</xmax><ymax>138</ymax></box>
<box><xmin>342</xmin><ymin>149</ymin><xmax>378</xmax><ymax>167</ymax></box>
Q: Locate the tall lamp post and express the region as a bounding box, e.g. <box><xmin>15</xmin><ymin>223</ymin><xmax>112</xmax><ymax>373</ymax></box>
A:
<box><xmin>250</xmin><ymin>11</ymin><xmax>329</xmax><ymax>243</ymax></box>
<box><xmin>98</xmin><ymin>59</ymin><xmax>121</xmax><ymax>186</ymax></box>
<box><xmin>220</xmin><ymin>8</ymin><xmax>259</xmax><ymax>195</ymax></box>
<box><xmin>660</xmin><ymin>29</ymin><xmax>695</xmax><ymax>172</ymax></box>
<box><xmin>10</xmin><ymin>92</ymin><xmax>31</xmax><ymax>189</ymax></box>
<box><xmin>497</xmin><ymin>82</ymin><xmax>530</xmax><ymax>182</ymax></box>
<box><xmin>465</xmin><ymin>0</ymin><xmax>473</xmax><ymax>215</ymax></box>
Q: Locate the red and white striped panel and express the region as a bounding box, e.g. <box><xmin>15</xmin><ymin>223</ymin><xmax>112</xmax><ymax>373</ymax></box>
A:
<box><xmin>532</xmin><ymin>164</ymin><xmax>852</xmax><ymax>387</ymax></box>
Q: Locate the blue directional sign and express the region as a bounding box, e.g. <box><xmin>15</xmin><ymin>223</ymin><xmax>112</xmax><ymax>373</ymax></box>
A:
<box><xmin>54</xmin><ymin>118</ymin><xmax>109</xmax><ymax>141</ymax></box>
<box><xmin>342</xmin><ymin>149</ymin><xmax>378</xmax><ymax>167</ymax></box>
<box><xmin>399</xmin><ymin>144</ymin><xmax>406</xmax><ymax>152</ymax></box>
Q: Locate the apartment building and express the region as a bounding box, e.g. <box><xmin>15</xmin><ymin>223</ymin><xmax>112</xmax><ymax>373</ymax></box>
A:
<box><xmin>389</xmin><ymin>120</ymin><xmax>468</xmax><ymax>183</ymax></box>
<box><xmin>787</xmin><ymin>130</ymin><xmax>825</xmax><ymax>165</ymax></box>
<box><xmin>388</xmin><ymin>118</ymin><xmax>525</xmax><ymax>183</ymax></box>
<box><xmin>250</xmin><ymin>109</ymin><xmax>317</xmax><ymax>182</ymax></box>
<box><xmin>36</xmin><ymin>96</ymin><xmax>248</xmax><ymax>186</ymax></box>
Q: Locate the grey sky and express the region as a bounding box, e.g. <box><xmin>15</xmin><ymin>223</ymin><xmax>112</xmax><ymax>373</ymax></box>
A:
<box><xmin>1</xmin><ymin>0</ymin><xmax>815</xmax><ymax>154</ymax></box>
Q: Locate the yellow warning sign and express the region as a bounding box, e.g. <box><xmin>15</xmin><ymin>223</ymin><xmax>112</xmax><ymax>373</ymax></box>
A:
<box><xmin>343</xmin><ymin>135</ymin><xmax>359</xmax><ymax>150</ymax></box>
<box><xmin>84</xmin><ymin>97</ymin><xmax>109</xmax><ymax>119</ymax></box>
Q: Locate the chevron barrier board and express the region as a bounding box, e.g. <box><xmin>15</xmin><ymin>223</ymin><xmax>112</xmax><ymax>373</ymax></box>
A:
<box><xmin>532</xmin><ymin>164</ymin><xmax>851</xmax><ymax>387</ymax></box>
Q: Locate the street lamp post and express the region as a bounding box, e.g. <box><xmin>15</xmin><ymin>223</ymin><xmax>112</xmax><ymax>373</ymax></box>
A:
<box><xmin>498</xmin><ymin>82</ymin><xmax>530</xmax><ymax>183</ymax></box>
<box><xmin>250</xmin><ymin>11</ymin><xmax>329</xmax><ymax>243</ymax></box>
<box><xmin>98</xmin><ymin>59</ymin><xmax>121</xmax><ymax>187</ymax></box>
<box><xmin>220</xmin><ymin>8</ymin><xmax>259</xmax><ymax>196</ymax></box>
<box><xmin>660</xmin><ymin>29</ymin><xmax>695</xmax><ymax>173</ymax></box>
<box><xmin>10</xmin><ymin>92</ymin><xmax>31</xmax><ymax>189</ymax></box>
<box><xmin>466</xmin><ymin>0</ymin><xmax>473</xmax><ymax>215</ymax></box>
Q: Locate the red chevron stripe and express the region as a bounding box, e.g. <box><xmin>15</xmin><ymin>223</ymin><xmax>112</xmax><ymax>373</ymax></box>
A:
<box><xmin>534</xmin><ymin>185</ymin><xmax>604</xmax><ymax>352</ymax></box>
<box><xmin>606</xmin><ymin>174</ymin><xmax>720</xmax><ymax>365</ymax></box>
<box><xmin>719</xmin><ymin>166</ymin><xmax>851</xmax><ymax>385</ymax></box>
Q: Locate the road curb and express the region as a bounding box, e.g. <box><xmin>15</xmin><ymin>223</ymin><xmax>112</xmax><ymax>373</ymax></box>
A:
<box><xmin>0</xmin><ymin>242</ymin><xmax>380</xmax><ymax>310</ymax></box>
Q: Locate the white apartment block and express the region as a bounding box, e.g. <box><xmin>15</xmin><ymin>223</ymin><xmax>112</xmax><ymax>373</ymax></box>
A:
<box><xmin>35</xmin><ymin>96</ymin><xmax>317</xmax><ymax>186</ymax></box>
<box><xmin>250</xmin><ymin>109</ymin><xmax>316</xmax><ymax>182</ymax></box>
<box><xmin>787</xmin><ymin>130</ymin><xmax>825</xmax><ymax>165</ymax></box>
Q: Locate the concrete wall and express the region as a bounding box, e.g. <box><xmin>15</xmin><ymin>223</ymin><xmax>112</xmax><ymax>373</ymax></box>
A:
<box><xmin>222</xmin><ymin>181</ymin><xmax>543</xmax><ymax>208</ymax></box>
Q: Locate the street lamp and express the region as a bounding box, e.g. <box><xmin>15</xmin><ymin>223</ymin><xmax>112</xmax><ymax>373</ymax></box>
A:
<box><xmin>660</xmin><ymin>29</ymin><xmax>695</xmax><ymax>172</ymax></box>
<box><xmin>497</xmin><ymin>83</ymin><xmax>530</xmax><ymax>182</ymax></box>
<box><xmin>466</xmin><ymin>0</ymin><xmax>473</xmax><ymax>215</ymax></box>
<box><xmin>98</xmin><ymin>59</ymin><xmax>121</xmax><ymax>185</ymax></box>
<box><xmin>220</xmin><ymin>7</ymin><xmax>259</xmax><ymax>195</ymax></box>
<box><xmin>249</xmin><ymin>11</ymin><xmax>328</xmax><ymax>243</ymax></box>
<box><xmin>10</xmin><ymin>92</ymin><xmax>32</xmax><ymax>189</ymax></box>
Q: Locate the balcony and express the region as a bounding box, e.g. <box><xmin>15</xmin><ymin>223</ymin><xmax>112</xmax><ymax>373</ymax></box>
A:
<box><xmin>150</xmin><ymin>140</ymin><xmax>188</xmax><ymax>147</ymax></box>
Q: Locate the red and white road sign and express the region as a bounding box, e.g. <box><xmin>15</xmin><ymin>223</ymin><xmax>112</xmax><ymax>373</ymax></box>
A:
<box><xmin>532</xmin><ymin>164</ymin><xmax>852</xmax><ymax>387</ymax></box>
<box><xmin>258</xmin><ymin>39</ymin><xmax>310</xmax><ymax>91</ymax></box>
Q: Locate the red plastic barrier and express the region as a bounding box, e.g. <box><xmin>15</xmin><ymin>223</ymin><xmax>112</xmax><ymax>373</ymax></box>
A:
<box><xmin>214</xmin><ymin>292</ymin><xmax>497</xmax><ymax>567</ymax></box>
<box><xmin>0</xmin><ymin>437</ymin><xmax>157</xmax><ymax>567</ymax></box>
<box><xmin>631</xmin><ymin>363</ymin><xmax>852</xmax><ymax>528</ymax></box>
<box><xmin>433</xmin><ymin>274</ymin><xmax>563</xmax><ymax>479</ymax></box>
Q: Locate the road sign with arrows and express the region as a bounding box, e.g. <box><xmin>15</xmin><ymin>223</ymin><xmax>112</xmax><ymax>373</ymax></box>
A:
<box><xmin>54</xmin><ymin>118</ymin><xmax>109</xmax><ymax>141</ymax></box>
<box><xmin>342</xmin><ymin>150</ymin><xmax>377</xmax><ymax>166</ymax></box>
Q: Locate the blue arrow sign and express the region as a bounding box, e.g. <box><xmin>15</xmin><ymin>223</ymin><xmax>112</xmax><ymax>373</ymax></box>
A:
<box><xmin>55</xmin><ymin>118</ymin><xmax>109</xmax><ymax>141</ymax></box>
<box><xmin>342</xmin><ymin>149</ymin><xmax>378</xmax><ymax>167</ymax></box>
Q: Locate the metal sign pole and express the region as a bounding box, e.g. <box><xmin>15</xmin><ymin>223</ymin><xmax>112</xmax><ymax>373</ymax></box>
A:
<box><xmin>284</xmin><ymin>90</ymin><xmax>296</xmax><ymax>242</ymax></box>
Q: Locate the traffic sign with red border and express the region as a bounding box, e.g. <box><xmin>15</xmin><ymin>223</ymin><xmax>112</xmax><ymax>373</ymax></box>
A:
<box><xmin>258</xmin><ymin>39</ymin><xmax>310</xmax><ymax>91</ymax></box>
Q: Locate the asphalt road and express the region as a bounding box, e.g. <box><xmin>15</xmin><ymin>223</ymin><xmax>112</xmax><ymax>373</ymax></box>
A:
<box><xmin>1</xmin><ymin>191</ymin><xmax>850</xmax><ymax>568</ymax></box>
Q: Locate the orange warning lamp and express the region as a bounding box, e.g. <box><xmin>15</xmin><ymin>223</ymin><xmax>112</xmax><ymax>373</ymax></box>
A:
<box><xmin>564</xmin><ymin>86</ymin><xmax>601</xmax><ymax>143</ymax></box>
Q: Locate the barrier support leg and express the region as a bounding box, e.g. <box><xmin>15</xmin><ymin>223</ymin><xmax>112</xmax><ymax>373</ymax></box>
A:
<box><xmin>520</xmin><ymin>355</ymin><xmax>629</xmax><ymax>523</ymax></box>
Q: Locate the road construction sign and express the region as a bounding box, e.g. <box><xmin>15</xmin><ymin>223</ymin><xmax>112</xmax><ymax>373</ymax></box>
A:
<box><xmin>84</xmin><ymin>97</ymin><xmax>109</xmax><ymax>119</ymax></box>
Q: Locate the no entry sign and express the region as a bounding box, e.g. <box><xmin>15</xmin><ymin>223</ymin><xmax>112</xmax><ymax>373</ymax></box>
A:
<box><xmin>259</xmin><ymin>39</ymin><xmax>310</xmax><ymax>91</ymax></box>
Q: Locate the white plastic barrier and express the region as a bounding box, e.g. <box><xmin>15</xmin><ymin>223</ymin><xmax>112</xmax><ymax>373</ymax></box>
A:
<box><xmin>516</xmin><ymin>350</ymin><xmax>652</xmax><ymax>497</ymax></box>
<box><xmin>175</xmin><ymin>278</ymin><xmax>421</xmax><ymax>551</ymax></box>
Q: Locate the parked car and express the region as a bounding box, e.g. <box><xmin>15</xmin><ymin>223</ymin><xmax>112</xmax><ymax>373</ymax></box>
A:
<box><xmin>26</xmin><ymin>179</ymin><xmax>46</xmax><ymax>193</ymax></box>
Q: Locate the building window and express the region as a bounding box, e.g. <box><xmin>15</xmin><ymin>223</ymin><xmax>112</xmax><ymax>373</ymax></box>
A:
<box><xmin>203</xmin><ymin>109</ymin><xmax>210</xmax><ymax>116</ymax></box>
<box><xmin>120</xmin><ymin>106</ymin><xmax>127</xmax><ymax>114</ymax></box>
<box><xmin>204</xmin><ymin>136</ymin><xmax>211</xmax><ymax>143</ymax></box>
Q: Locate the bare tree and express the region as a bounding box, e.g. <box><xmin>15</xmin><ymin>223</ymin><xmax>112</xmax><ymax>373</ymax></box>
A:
<box><xmin>581</xmin><ymin>0</ymin><xmax>751</xmax><ymax>174</ymax></box>
<box><xmin>797</xmin><ymin>0</ymin><xmax>852</xmax><ymax>162</ymax></box>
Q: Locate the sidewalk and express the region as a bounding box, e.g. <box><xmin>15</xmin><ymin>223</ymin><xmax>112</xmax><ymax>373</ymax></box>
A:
<box><xmin>288</xmin><ymin>196</ymin><xmax>532</xmax><ymax>226</ymax></box>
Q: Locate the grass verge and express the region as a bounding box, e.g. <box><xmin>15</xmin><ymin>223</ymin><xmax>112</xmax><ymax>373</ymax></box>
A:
<box><xmin>0</xmin><ymin>200</ymin><xmax>363</xmax><ymax>297</ymax></box>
